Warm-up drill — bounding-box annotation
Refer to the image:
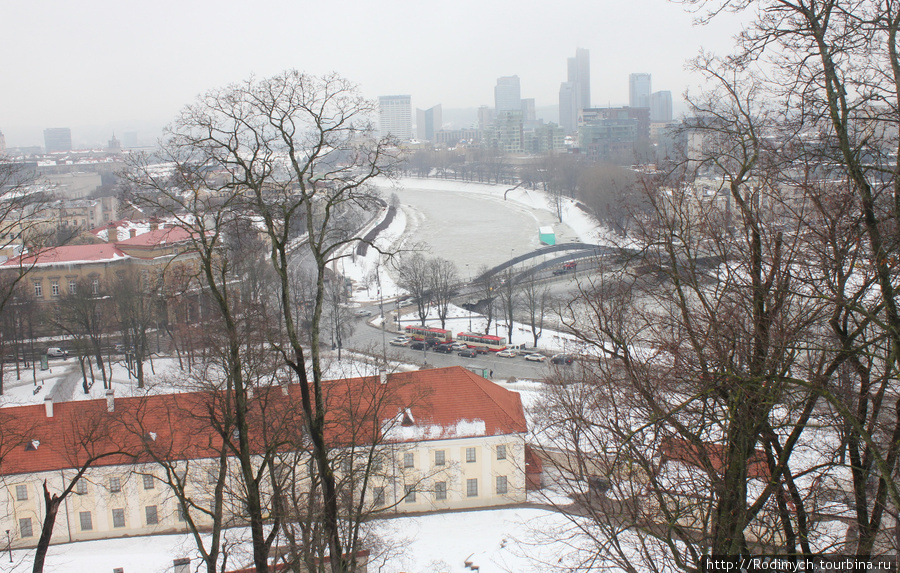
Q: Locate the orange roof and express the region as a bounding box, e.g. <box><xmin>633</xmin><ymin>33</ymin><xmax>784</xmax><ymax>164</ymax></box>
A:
<box><xmin>660</xmin><ymin>437</ymin><xmax>770</xmax><ymax>481</ymax></box>
<box><xmin>0</xmin><ymin>367</ymin><xmax>526</xmax><ymax>477</ymax></box>
<box><xmin>1</xmin><ymin>244</ymin><xmax>129</xmax><ymax>267</ymax></box>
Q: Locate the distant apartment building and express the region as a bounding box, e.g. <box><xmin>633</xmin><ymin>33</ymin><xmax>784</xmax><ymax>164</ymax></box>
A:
<box><xmin>579</xmin><ymin>106</ymin><xmax>651</xmax><ymax>164</ymax></box>
<box><xmin>520</xmin><ymin>98</ymin><xmax>536</xmax><ymax>123</ymax></box>
<box><xmin>44</xmin><ymin>128</ymin><xmax>72</xmax><ymax>153</ymax></box>
<box><xmin>54</xmin><ymin>196</ymin><xmax>119</xmax><ymax>231</ymax></box>
<box><xmin>0</xmin><ymin>130</ymin><xmax>6</xmax><ymax>155</ymax></box>
<box><xmin>559</xmin><ymin>48</ymin><xmax>590</xmax><ymax>134</ymax></box>
<box><xmin>484</xmin><ymin>111</ymin><xmax>524</xmax><ymax>154</ymax></box>
<box><xmin>378</xmin><ymin>95</ymin><xmax>413</xmax><ymax>141</ymax></box>
<box><xmin>478</xmin><ymin>106</ymin><xmax>493</xmax><ymax>131</ymax></box>
<box><xmin>494</xmin><ymin>76</ymin><xmax>522</xmax><ymax>113</ymax></box>
<box><xmin>629</xmin><ymin>74</ymin><xmax>652</xmax><ymax>109</ymax></box>
<box><xmin>650</xmin><ymin>90</ymin><xmax>673</xmax><ymax>122</ymax></box>
<box><xmin>524</xmin><ymin>123</ymin><xmax>566</xmax><ymax>153</ymax></box>
<box><xmin>416</xmin><ymin>104</ymin><xmax>443</xmax><ymax>141</ymax></box>
<box><xmin>435</xmin><ymin>128</ymin><xmax>482</xmax><ymax>147</ymax></box>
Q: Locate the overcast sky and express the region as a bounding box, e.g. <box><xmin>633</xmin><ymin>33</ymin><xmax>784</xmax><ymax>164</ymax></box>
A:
<box><xmin>0</xmin><ymin>0</ymin><xmax>750</xmax><ymax>148</ymax></box>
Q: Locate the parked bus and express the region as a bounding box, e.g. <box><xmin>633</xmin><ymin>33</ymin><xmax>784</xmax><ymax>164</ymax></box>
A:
<box><xmin>404</xmin><ymin>325</ymin><xmax>453</xmax><ymax>343</ymax></box>
<box><xmin>456</xmin><ymin>332</ymin><xmax>507</xmax><ymax>352</ymax></box>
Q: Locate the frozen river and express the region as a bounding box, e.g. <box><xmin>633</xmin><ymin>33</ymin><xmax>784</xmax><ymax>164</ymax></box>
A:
<box><xmin>388</xmin><ymin>180</ymin><xmax>581</xmax><ymax>276</ymax></box>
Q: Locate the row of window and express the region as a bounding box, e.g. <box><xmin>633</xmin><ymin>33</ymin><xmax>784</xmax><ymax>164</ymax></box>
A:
<box><xmin>16</xmin><ymin>470</ymin><xmax>220</xmax><ymax>504</ymax></box>
<box><xmin>17</xmin><ymin>505</ymin><xmax>164</xmax><ymax>538</ymax></box>
<box><xmin>373</xmin><ymin>475</ymin><xmax>509</xmax><ymax>506</ymax></box>
<box><xmin>33</xmin><ymin>278</ymin><xmax>99</xmax><ymax>298</ymax></box>
<box><xmin>402</xmin><ymin>445</ymin><xmax>507</xmax><ymax>469</ymax></box>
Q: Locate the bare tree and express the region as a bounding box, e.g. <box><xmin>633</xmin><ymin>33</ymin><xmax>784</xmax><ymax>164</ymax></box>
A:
<box><xmin>124</xmin><ymin>70</ymin><xmax>400</xmax><ymax>572</ymax></box>
<box><xmin>520</xmin><ymin>271</ymin><xmax>550</xmax><ymax>348</ymax></box>
<box><xmin>428</xmin><ymin>257</ymin><xmax>458</xmax><ymax>330</ymax></box>
<box><xmin>395</xmin><ymin>253</ymin><xmax>431</xmax><ymax>327</ymax></box>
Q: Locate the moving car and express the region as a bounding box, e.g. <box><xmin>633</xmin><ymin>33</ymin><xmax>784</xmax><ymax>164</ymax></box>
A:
<box><xmin>354</xmin><ymin>309</ymin><xmax>373</xmax><ymax>317</ymax></box>
<box><xmin>450</xmin><ymin>342</ymin><xmax>468</xmax><ymax>351</ymax></box>
<box><xmin>47</xmin><ymin>347</ymin><xmax>67</xmax><ymax>359</ymax></box>
<box><xmin>551</xmin><ymin>354</ymin><xmax>575</xmax><ymax>365</ymax></box>
<box><xmin>524</xmin><ymin>353</ymin><xmax>547</xmax><ymax>362</ymax></box>
<box><xmin>389</xmin><ymin>338</ymin><xmax>410</xmax><ymax>347</ymax></box>
<box><xmin>410</xmin><ymin>341</ymin><xmax>426</xmax><ymax>350</ymax></box>
<box><xmin>433</xmin><ymin>343</ymin><xmax>454</xmax><ymax>354</ymax></box>
<box><xmin>457</xmin><ymin>348</ymin><xmax>478</xmax><ymax>358</ymax></box>
<box><xmin>496</xmin><ymin>349</ymin><xmax>518</xmax><ymax>358</ymax></box>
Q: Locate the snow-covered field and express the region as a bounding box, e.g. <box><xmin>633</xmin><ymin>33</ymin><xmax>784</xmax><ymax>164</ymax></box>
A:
<box><xmin>6</xmin><ymin>507</ymin><xmax>602</xmax><ymax>573</ymax></box>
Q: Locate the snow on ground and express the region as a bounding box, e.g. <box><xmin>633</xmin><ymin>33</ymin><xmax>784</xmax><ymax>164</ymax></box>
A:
<box><xmin>6</xmin><ymin>507</ymin><xmax>602</xmax><ymax>573</ymax></box>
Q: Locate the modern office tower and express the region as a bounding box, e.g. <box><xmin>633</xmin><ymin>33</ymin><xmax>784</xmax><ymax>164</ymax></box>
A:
<box><xmin>494</xmin><ymin>76</ymin><xmax>522</xmax><ymax>113</ymax></box>
<box><xmin>629</xmin><ymin>73</ymin><xmax>652</xmax><ymax>109</ymax></box>
<box><xmin>520</xmin><ymin>98</ymin><xmax>536</xmax><ymax>122</ymax></box>
<box><xmin>44</xmin><ymin>128</ymin><xmax>72</xmax><ymax>153</ymax></box>
<box><xmin>560</xmin><ymin>48</ymin><xmax>590</xmax><ymax>134</ymax></box>
<box><xmin>0</xmin><ymin>130</ymin><xmax>5</xmax><ymax>155</ymax></box>
<box><xmin>650</xmin><ymin>90</ymin><xmax>673</xmax><ymax>122</ymax></box>
<box><xmin>416</xmin><ymin>104</ymin><xmax>443</xmax><ymax>141</ymax></box>
<box><xmin>559</xmin><ymin>82</ymin><xmax>578</xmax><ymax>133</ymax></box>
<box><xmin>378</xmin><ymin>95</ymin><xmax>413</xmax><ymax>141</ymax></box>
<box><xmin>478</xmin><ymin>105</ymin><xmax>493</xmax><ymax>131</ymax></box>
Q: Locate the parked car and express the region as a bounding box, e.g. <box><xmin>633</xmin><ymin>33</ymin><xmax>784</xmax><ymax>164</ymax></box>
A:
<box><xmin>47</xmin><ymin>347</ymin><xmax>68</xmax><ymax>359</ymax></box>
<box><xmin>496</xmin><ymin>349</ymin><xmax>518</xmax><ymax>358</ymax></box>
<box><xmin>450</xmin><ymin>342</ymin><xmax>468</xmax><ymax>351</ymax></box>
<box><xmin>433</xmin><ymin>343</ymin><xmax>454</xmax><ymax>354</ymax></box>
<box><xmin>524</xmin><ymin>353</ymin><xmax>546</xmax><ymax>362</ymax></box>
<box><xmin>551</xmin><ymin>354</ymin><xmax>575</xmax><ymax>365</ymax></box>
<box><xmin>410</xmin><ymin>341</ymin><xmax>426</xmax><ymax>350</ymax></box>
<box><xmin>457</xmin><ymin>348</ymin><xmax>478</xmax><ymax>358</ymax></box>
<box><xmin>389</xmin><ymin>338</ymin><xmax>410</xmax><ymax>347</ymax></box>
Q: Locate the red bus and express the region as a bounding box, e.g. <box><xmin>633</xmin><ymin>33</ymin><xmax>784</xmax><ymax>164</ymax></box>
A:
<box><xmin>404</xmin><ymin>325</ymin><xmax>453</xmax><ymax>342</ymax></box>
<box><xmin>456</xmin><ymin>332</ymin><xmax>507</xmax><ymax>352</ymax></box>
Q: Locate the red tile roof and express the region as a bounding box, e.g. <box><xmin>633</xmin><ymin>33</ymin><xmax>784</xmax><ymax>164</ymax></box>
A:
<box><xmin>115</xmin><ymin>226</ymin><xmax>194</xmax><ymax>247</ymax></box>
<box><xmin>660</xmin><ymin>437</ymin><xmax>770</xmax><ymax>481</ymax></box>
<box><xmin>1</xmin><ymin>244</ymin><xmax>129</xmax><ymax>267</ymax></box>
<box><xmin>0</xmin><ymin>367</ymin><xmax>526</xmax><ymax>477</ymax></box>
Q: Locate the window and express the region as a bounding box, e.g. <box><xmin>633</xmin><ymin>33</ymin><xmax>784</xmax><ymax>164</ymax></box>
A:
<box><xmin>19</xmin><ymin>517</ymin><xmax>33</xmax><ymax>538</ymax></box>
<box><xmin>79</xmin><ymin>511</ymin><xmax>93</xmax><ymax>531</ymax></box>
<box><xmin>372</xmin><ymin>454</ymin><xmax>384</xmax><ymax>473</ymax></box>
<box><xmin>145</xmin><ymin>505</ymin><xmax>159</xmax><ymax>525</ymax></box>
<box><xmin>434</xmin><ymin>450</ymin><xmax>445</xmax><ymax>466</ymax></box>
<box><xmin>75</xmin><ymin>479</ymin><xmax>88</xmax><ymax>495</ymax></box>
<box><xmin>373</xmin><ymin>487</ymin><xmax>385</xmax><ymax>507</ymax></box>
<box><xmin>142</xmin><ymin>474</ymin><xmax>155</xmax><ymax>490</ymax></box>
<box><xmin>109</xmin><ymin>477</ymin><xmax>121</xmax><ymax>493</ymax></box>
<box><xmin>91</xmin><ymin>277</ymin><xmax>100</xmax><ymax>294</ymax></box>
<box><xmin>466</xmin><ymin>447</ymin><xmax>476</xmax><ymax>463</ymax></box>
<box><xmin>496</xmin><ymin>475</ymin><xmax>508</xmax><ymax>495</ymax></box>
<box><xmin>403</xmin><ymin>452</ymin><xmax>415</xmax><ymax>469</ymax></box>
<box><xmin>435</xmin><ymin>481</ymin><xmax>447</xmax><ymax>501</ymax></box>
<box><xmin>207</xmin><ymin>469</ymin><xmax>217</xmax><ymax>485</ymax></box>
<box><xmin>175</xmin><ymin>468</ymin><xmax>187</xmax><ymax>483</ymax></box>
<box><xmin>496</xmin><ymin>444</ymin><xmax>507</xmax><ymax>461</ymax></box>
<box><xmin>51</xmin><ymin>280</ymin><xmax>59</xmax><ymax>297</ymax></box>
<box><xmin>68</xmin><ymin>279</ymin><xmax>77</xmax><ymax>295</ymax></box>
<box><xmin>466</xmin><ymin>478</ymin><xmax>478</xmax><ymax>497</ymax></box>
<box><xmin>33</xmin><ymin>281</ymin><xmax>42</xmax><ymax>298</ymax></box>
<box><xmin>177</xmin><ymin>506</ymin><xmax>187</xmax><ymax>522</ymax></box>
<box><xmin>403</xmin><ymin>485</ymin><xmax>416</xmax><ymax>503</ymax></box>
<box><xmin>112</xmin><ymin>508</ymin><xmax>126</xmax><ymax>528</ymax></box>
<box><xmin>15</xmin><ymin>484</ymin><xmax>28</xmax><ymax>501</ymax></box>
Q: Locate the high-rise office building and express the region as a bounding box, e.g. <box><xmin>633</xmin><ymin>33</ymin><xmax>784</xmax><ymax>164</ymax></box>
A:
<box><xmin>560</xmin><ymin>48</ymin><xmax>590</xmax><ymax>133</ymax></box>
<box><xmin>416</xmin><ymin>104</ymin><xmax>442</xmax><ymax>141</ymax></box>
<box><xmin>520</xmin><ymin>98</ymin><xmax>536</xmax><ymax>123</ymax></box>
<box><xmin>650</xmin><ymin>90</ymin><xmax>673</xmax><ymax>122</ymax></box>
<box><xmin>494</xmin><ymin>76</ymin><xmax>522</xmax><ymax>113</ymax></box>
<box><xmin>44</xmin><ymin>128</ymin><xmax>72</xmax><ymax>153</ymax></box>
<box><xmin>629</xmin><ymin>73</ymin><xmax>652</xmax><ymax>109</ymax></box>
<box><xmin>378</xmin><ymin>95</ymin><xmax>412</xmax><ymax>141</ymax></box>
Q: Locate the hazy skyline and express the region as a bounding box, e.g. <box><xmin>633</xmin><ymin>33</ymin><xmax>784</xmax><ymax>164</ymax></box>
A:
<box><xmin>1</xmin><ymin>0</ymin><xmax>749</xmax><ymax>148</ymax></box>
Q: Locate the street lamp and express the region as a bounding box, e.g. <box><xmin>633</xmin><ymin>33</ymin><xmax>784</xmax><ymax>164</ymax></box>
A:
<box><xmin>6</xmin><ymin>529</ymin><xmax>11</xmax><ymax>563</ymax></box>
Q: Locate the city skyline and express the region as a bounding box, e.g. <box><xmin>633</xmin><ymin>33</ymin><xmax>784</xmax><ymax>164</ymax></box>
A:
<box><xmin>0</xmin><ymin>0</ymin><xmax>748</xmax><ymax>148</ymax></box>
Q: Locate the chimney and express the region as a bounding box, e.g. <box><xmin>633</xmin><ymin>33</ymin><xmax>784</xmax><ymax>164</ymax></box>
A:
<box><xmin>106</xmin><ymin>389</ymin><xmax>115</xmax><ymax>412</ymax></box>
<box><xmin>149</xmin><ymin>219</ymin><xmax>158</xmax><ymax>231</ymax></box>
<box><xmin>129</xmin><ymin>228</ymin><xmax>136</xmax><ymax>239</ymax></box>
<box><xmin>379</xmin><ymin>368</ymin><xmax>388</xmax><ymax>385</ymax></box>
<box><xmin>44</xmin><ymin>396</ymin><xmax>54</xmax><ymax>418</ymax></box>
